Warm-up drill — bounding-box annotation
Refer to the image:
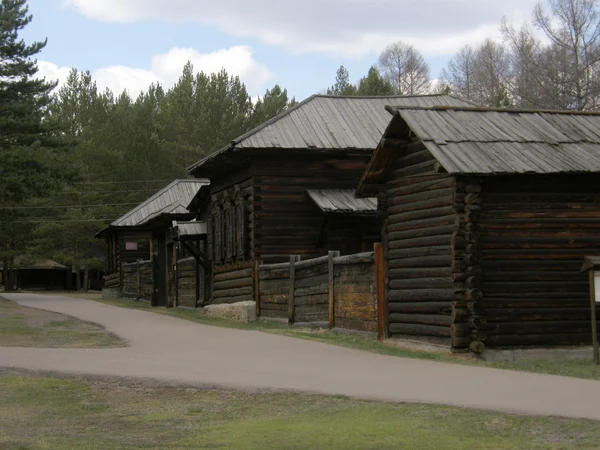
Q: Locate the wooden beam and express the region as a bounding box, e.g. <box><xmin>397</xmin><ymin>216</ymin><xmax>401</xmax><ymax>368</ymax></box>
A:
<box><xmin>254</xmin><ymin>259</ymin><xmax>261</xmax><ymax>318</ymax></box>
<box><xmin>374</xmin><ymin>242</ymin><xmax>385</xmax><ymax>341</ymax></box>
<box><xmin>288</xmin><ymin>256</ymin><xmax>297</xmax><ymax>325</ymax></box>
<box><xmin>328</xmin><ymin>251</ymin><xmax>339</xmax><ymax>330</ymax></box>
<box><xmin>181</xmin><ymin>241</ymin><xmax>207</xmax><ymax>268</ymax></box>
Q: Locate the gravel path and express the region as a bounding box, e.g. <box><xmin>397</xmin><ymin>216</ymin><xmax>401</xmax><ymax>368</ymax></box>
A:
<box><xmin>1</xmin><ymin>293</ymin><xmax>599</xmax><ymax>421</ymax></box>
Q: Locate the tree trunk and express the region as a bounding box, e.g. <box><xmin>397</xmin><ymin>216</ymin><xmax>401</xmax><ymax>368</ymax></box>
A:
<box><xmin>2</xmin><ymin>258</ymin><xmax>9</xmax><ymax>292</ymax></box>
<box><xmin>76</xmin><ymin>268</ymin><xmax>81</xmax><ymax>291</ymax></box>
<box><xmin>83</xmin><ymin>266</ymin><xmax>90</xmax><ymax>292</ymax></box>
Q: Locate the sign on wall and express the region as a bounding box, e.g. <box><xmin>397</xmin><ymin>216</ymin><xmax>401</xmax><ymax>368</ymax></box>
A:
<box><xmin>125</xmin><ymin>241</ymin><xmax>138</xmax><ymax>251</ymax></box>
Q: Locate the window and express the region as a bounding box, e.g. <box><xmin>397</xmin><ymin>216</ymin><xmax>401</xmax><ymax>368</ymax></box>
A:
<box><xmin>209</xmin><ymin>191</ymin><xmax>249</xmax><ymax>265</ymax></box>
<box><xmin>236</xmin><ymin>203</ymin><xmax>246</xmax><ymax>259</ymax></box>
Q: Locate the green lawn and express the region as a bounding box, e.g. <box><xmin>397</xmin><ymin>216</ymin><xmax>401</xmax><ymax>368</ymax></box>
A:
<box><xmin>0</xmin><ymin>298</ymin><xmax>124</xmax><ymax>349</ymax></box>
<box><xmin>0</xmin><ymin>372</ymin><xmax>598</xmax><ymax>449</ymax></box>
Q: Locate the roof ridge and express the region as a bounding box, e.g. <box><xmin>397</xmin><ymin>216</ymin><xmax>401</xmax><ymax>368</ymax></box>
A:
<box><xmin>389</xmin><ymin>104</ymin><xmax>600</xmax><ymax>115</ymax></box>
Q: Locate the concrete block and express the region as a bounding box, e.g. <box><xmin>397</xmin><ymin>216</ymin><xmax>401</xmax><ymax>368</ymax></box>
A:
<box><xmin>102</xmin><ymin>287</ymin><xmax>121</xmax><ymax>299</ymax></box>
<box><xmin>203</xmin><ymin>301</ymin><xmax>257</xmax><ymax>323</ymax></box>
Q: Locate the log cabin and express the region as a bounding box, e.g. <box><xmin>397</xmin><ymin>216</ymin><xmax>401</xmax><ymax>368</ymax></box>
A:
<box><xmin>357</xmin><ymin>105</ymin><xmax>600</xmax><ymax>352</ymax></box>
<box><xmin>97</xmin><ymin>179</ymin><xmax>210</xmax><ymax>305</ymax></box>
<box><xmin>186</xmin><ymin>94</ymin><xmax>473</xmax><ymax>312</ymax></box>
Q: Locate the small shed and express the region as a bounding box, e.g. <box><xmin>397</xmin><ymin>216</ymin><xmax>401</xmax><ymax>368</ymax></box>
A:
<box><xmin>96</xmin><ymin>179</ymin><xmax>210</xmax><ymax>305</ymax></box>
<box><xmin>357</xmin><ymin>105</ymin><xmax>600</xmax><ymax>352</ymax></box>
<box><xmin>1</xmin><ymin>257</ymin><xmax>69</xmax><ymax>291</ymax></box>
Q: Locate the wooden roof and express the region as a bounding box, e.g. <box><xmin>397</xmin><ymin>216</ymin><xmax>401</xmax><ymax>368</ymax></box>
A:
<box><xmin>359</xmin><ymin>106</ymin><xmax>600</xmax><ymax>193</ymax></box>
<box><xmin>307</xmin><ymin>189</ymin><xmax>377</xmax><ymax>215</ymax></box>
<box><xmin>188</xmin><ymin>94</ymin><xmax>473</xmax><ymax>175</ymax></box>
<box><xmin>173</xmin><ymin>221</ymin><xmax>207</xmax><ymax>238</ymax></box>
<box><xmin>111</xmin><ymin>179</ymin><xmax>209</xmax><ymax>228</ymax></box>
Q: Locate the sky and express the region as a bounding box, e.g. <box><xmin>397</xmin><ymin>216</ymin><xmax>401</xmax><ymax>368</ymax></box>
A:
<box><xmin>26</xmin><ymin>0</ymin><xmax>540</xmax><ymax>101</ymax></box>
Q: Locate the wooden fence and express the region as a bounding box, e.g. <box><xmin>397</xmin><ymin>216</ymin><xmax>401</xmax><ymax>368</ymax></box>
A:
<box><xmin>258</xmin><ymin>251</ymin><xmax>379</xmax><ymax>332</ymax></box>
<box><xmin>177</xmin><ymin>257</ymin><xmax>203</xmax><ymax>308</ymax></box>
<box><xmin>122</xmin><ymin>260</ymin><xmax>153</xmax><ymax>301</ymax></box>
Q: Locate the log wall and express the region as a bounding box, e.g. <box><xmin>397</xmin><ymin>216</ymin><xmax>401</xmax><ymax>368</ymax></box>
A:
<box><xmin>121</xmin><ymin>260</ymin><xmax>152</xmax><ymax>301</ymax></box>
<box><xmin>252</xmin><ymin>152</ymin><xmax>371</xmax><ymax>263</ymax></box>
<box><xmin>382</xmin><ymin>146</ymin><xmax>456</xmax><ymax>343</ymax></box>
<box><xmin>479</xmin><ymin>175</ymin><xmax>600</xmax><ymax>348</ymax></box>
<box><xmin>212</xmin><ymin>262</ymin><xmax>254</xmax><ymax>305</ymax></box>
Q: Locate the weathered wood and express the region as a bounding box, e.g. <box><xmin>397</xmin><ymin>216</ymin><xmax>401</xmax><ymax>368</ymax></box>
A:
<box><xmin>333</xmin><ymin>252</ymin><xmax>373</xmax><ymax>265</ymax></box>
<box><xmin>388</xmin><ymin>246</ymin><xmax>452</xmax><ymax>261</ymax></box>
<box><xmin>214</xmin><ymin>268</ymin><xmax>253</xmax><ymax>283</ymax></box>
<box><xmin>389</xmin><ymin>323</ymin><xmax>451</xmax><ymax>337</ymax></box>
<box><xmin>254</xmin><ymin>259</ymin><xmax>261</xmax><ymax>317</ymax></box>
<box><xmin>388</xmin><ymin>302</ymin><xmax>453</xmax><ymax>314</ymax></box>
<box><xmin>295</xmin><ymin>284</ymin><xmax>329</xmax><ymax>297</ymax></box>
<box><xmin>389</xmin><ymin>314</ymin><xmax>452</xmax><ymax>326</ymax></box>
<box><xmin>389</xmin><ymin>277</ymin><xmax>453</xmax><ymax>290</ymax></box>
<box><xmin>288</xmin><ymin>255</ymin><xmax>297</xmax><ymax>324</ymax></box>
<box><xmin>328</xmin><ymin>251</ymin><xmax>335</xmax><ymax>330</ymax></box>
<box><xmin>387</xmin><ymin>226</ymin><xmax>455</xmax><ymax>242</ymax></box>
<box><xmin>488</xmin><ymin>320</ymin><xmax>592</xmax><ymax>335</ymax></box>
<box><xmin>387</xmin><ymin>255</ymin><xmax>452</xmax><ymax>269</ymax></box>
<box><xmin>487</xmin><ymin>333</ymin><xmax>591</xmax><ymax>347</ymax></box>
<box><xmin>213</xmin><ymin>278</ymin><xmax>253</xmax><ymax>290</ymax></box>
<box><xmin>388</xmin><ymin>289</ymin><xmax>456</xmax><ymax>302</ymax></box>
<box><xmin>212</xmin><ymin>286</ymin><xmax>253</xmax><ymax>299</ymax></box>
<box><xmin>388</xmin><ymin>235</ymin><xmax>451</xmax><ymax>251</ymax></box>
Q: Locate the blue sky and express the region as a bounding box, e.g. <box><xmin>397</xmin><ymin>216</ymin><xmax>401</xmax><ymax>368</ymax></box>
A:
<box><xmin>28</xmin><ymin>0</ymin><xmax>539</xmax><ymax>101</ymax></box>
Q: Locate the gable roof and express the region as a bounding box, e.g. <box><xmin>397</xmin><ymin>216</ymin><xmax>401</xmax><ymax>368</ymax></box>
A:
<box><xmin>308</xmin><ymin>189</ymin><xmax>377</xmax><ymax>215</ymax></box>
<box><xmin>106</xmin><ymin>179</ymin><xmax>210</xmax><ymax>231</ymax></box>
<box><xmin>358</xmin><ymin>106</ymin><xmax>600</xmax><ymax>193</ymax></box>
<box><xmin>188</xmin><ymin>94</ymin><xmax>473</xmax><ymax>175</ymax></box>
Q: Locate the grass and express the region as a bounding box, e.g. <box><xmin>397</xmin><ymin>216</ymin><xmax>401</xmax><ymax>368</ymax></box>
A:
<box><xmin>0</xmin><ymin>298</ymin><xmax>124</xmax><ymax>349</ymax></box>
<box><xmin>0</xmin><ymin>372</ymin><xmax>599</xmax><ymax>449</ymax></box>
<box><xmin>18</xmin><ymin>291</ymin><xmax>600</xmax><ymax>381</ymax></box>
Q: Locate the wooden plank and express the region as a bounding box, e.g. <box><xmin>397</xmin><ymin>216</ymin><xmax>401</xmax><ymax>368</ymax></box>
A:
<box><xmin>254</xmin><ymin>259</ymin><xmax>261</xmax><ymax>318</ymax></box>
<box><xmin>288</xmin><ymin>255</ymin><xmax>297</xmax><ymax>324</ymax></box>
<box><xmin>328</xmin><ymin>251</ymin><xmax>337</xmax><ymax>330</ymax></box>
<box><xmin>591</xmin><ymin>270</ymin><xmax>599</xmax><ymax>365</ymax></box>
<box><xmin>374</xmin><ymin>243</ymin><xmax>385</xmax><ymax>341</ymax></box>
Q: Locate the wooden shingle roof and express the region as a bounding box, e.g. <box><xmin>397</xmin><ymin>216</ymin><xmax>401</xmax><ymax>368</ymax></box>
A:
<box><xmin>188</xmin><ymin>94</ymin><xmax>473</xmax><ymax>175</ymax></box>
<box><xmin>110</xmin><ymin>179</ymin><xmax>209</xmax><ymax>228</ymax></box>
<box><xmin>394</xmin><ymin>106</ymin><xmax>600</xmax><ymax>174</ymax></box>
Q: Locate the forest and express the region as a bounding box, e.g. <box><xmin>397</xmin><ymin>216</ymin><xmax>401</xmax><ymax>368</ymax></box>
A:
<box><xmin>1</xmin><ymin>0</ymin><xmax>599</xmax><ymax>289</ymax></box>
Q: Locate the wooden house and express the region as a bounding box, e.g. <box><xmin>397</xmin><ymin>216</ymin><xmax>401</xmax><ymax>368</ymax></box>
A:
<box><xmin>186</xmin><ymin>94</ymin><xmax>473</xmax><ymax>308</ymax></box>
<box><xmin>357</xmin><ymin>105</ymin><xmax>600</xmax><ymax>352</ymax></box>
<box><xmin>97</xmin><ymin>179</ymin><xmax>210</xmax><ymax>305</ymax></box>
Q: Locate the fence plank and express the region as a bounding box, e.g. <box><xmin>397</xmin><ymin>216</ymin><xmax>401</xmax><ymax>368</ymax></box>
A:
<box><xmin>375</xmin><ymin>243</ymin><xmax>385</xmax><ymax>341</ymax></box>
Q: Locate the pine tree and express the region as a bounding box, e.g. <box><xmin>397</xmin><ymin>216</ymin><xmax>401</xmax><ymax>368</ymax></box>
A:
<box><xmin>0</xmin><ymin>0</ymin><xmax>71</xmax><ymax>290</ymax></box>
<box><xmin>356</xmin><ymin>66</ymin><xmax>395</xmax><ymax>96</ymax></box>
<box><xmin>327</xmin><ymin>65</ymin><xmax>357</xmax><ymax>96</ymax></box>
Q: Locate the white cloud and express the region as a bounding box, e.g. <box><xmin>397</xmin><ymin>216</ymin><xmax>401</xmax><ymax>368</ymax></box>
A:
<box><xmin>36</xmin><ymin>46</ymin><xmax>272</xmax><ymax>96</ymax></box>
<box><xmin>36</xmin><ymin>61</ymin><xmax>72</xmax><ymax>89</ymax></box>
<box><xmin>63</xmin><ymin>0</ymin><xmax>539</xmax><ymax>58</ymax></box>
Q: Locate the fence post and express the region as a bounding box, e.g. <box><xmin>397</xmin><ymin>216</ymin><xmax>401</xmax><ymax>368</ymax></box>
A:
<box><xmin>288</xmin><ymin>255</ymin><xmax>299</xmax><ymax>325</ymax></box>
<box><xmin>136</xmin><ymin>259</ymin><xmax>141</xmax><ymax>301</ymax></box>
<box><xmin>328</xmin><ymin>251</ymin><xmax>340</xmax><ymax>329</ymax></box>
<box><xmin>254</xmin><ymin>259</ymin><xmax>261</xmax><ymax>318</ymax></box>
<box><xmin>374</xmin><ymin>243</ymin><xmax>386</xmax><ymax>341</ymax></box>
